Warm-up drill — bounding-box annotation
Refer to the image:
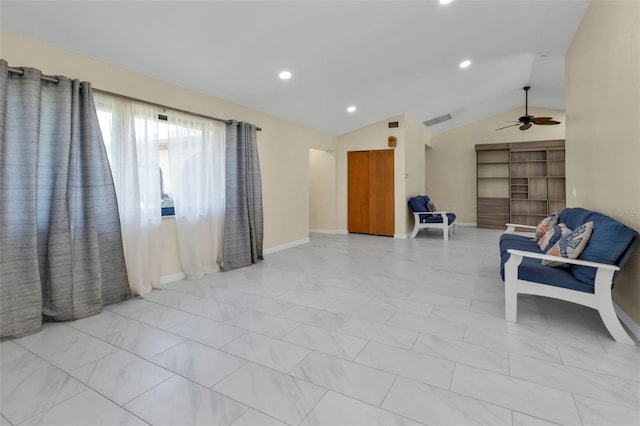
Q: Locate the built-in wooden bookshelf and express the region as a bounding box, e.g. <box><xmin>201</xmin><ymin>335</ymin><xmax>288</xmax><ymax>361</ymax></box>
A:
<box><xmin>476</xmin><ymin>140</ymin><xmax>565</xmax><ymax>229</ymax></box>
<box><xmin>476</xmin><ymin>144</ymin><xmax>510</xmax><ymax>229</ymax></box>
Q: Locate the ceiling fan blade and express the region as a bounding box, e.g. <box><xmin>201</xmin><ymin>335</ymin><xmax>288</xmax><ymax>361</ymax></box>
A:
<box><xmin>534</xmin><ymin>120</ymin><xmax>561</xmax><ymax>125</ymax></box>
<box><xmin>532</xmin><ymin>117</ymin><xmax>557</xmax><ymax>124</ymax></box>
<box><xmin>532</xmin><ymin>117</ymin><xmax>553</xmax><ymax>121</ymax></box>
<box><xmin>519</xmin><ymin>123</ymin><xmax>532</xmax><ymax>131</ymax></box>
<box><xmin>495</xmin><ymin>123</ymin><xmax>520</xmax><ymax>131</ymax></box>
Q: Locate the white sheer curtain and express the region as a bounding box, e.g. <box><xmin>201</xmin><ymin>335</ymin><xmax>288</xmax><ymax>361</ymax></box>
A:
<box><xmin>168</xmin><ymin>113</ymin><xmax>226</xmax><ymax>279</ymax></box>
<box><xmin>94</xmin><ymin>93</ymin><xmax>162</xmax><ymax>296</ymax></box>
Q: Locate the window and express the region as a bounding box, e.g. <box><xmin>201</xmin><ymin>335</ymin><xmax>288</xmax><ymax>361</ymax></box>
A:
<box><xmin>93</xmin><ymin>91</ymin><xmax>226</xmax><ymax>279</ymax></box>
<box><xmin>96</xmin><ymin>100</ymin><xmax>206</xmax><ymax>217</ymax></box>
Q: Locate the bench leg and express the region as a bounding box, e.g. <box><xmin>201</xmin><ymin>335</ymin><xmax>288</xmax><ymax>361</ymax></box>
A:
<box><xmin>504</xmin><ymin>255</ymin><xmax>520</xmax><ymax>323</ymax></box>
<box><xmin>505</xmin><ymin>281</ymin><xmax>517</xmax><ymax>323</ymax></box>
<box><xmin>597</xmin><ymin>304</ymin><xmax>634</xmax><ymax>344</ymax></box>
<box><xmin>443</xmin><ymin>226</ymin><xmax>448</xmax><ymax>242</ymax></box>
<box><xmin>595</xmin><ymin>286</ymin><xmax>634</xmax><ymax>345</ymax></box>
<box><xmin>409</xmin><ymin>225</ymin><xmax>419</xmax><ymax>238</ymax></box>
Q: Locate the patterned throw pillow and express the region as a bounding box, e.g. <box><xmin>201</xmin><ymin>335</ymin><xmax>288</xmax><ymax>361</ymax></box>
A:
<box><xmin>535</xmin><ymin>212</ymin><xmax>560</xmax><ymax>241</ymax></box>
<box><xmin>542</xmin><ymin>221</ymin><xmax>593</xmax><ymax>267</ymax></box>
<box><xmin>426</xmin><ymin>199</ymin><xmax>437</xmax><ymax>212</ymax></box>
<box><xmin>537</xmin><ymin>223</ymin><xmax>572</xmax><ymax>252</ymax></box>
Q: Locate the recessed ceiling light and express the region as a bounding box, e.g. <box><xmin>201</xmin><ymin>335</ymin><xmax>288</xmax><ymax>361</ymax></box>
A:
<box><xmin>279</xmin><ymin>70</ymin><xmax>292</xmax><ymax>80</ymax></box>
<box><xmin>440</xmin><ymin>0</ymin><xmax>454</xmax><ymax>5</ymax></box>
<box><xmin>347</xmin><ymin>106</ymin><xmax>357</xmax><ymax>113</ymax></box>
<box><xmin>459</xmin><ymin>60</ymin><xmax>471</xmax><ymax>69</ymax></box>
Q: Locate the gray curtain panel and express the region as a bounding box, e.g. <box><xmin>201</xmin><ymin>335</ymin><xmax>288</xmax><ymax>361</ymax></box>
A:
<box><xmin>222</xmin><ymin>121</ymin><xmax>264</xmax><ymax>271</ymax></box>
<box><xmin>0</xmin><ymin>60</ymin><xmax>131</xmax><ymax>340</ymax></box>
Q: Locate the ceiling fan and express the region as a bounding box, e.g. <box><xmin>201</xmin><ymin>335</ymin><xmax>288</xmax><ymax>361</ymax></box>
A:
<box><xmin>496</xmin><ymin>86</ymin><xmax>561</xmax><ymax>131</ymax></box>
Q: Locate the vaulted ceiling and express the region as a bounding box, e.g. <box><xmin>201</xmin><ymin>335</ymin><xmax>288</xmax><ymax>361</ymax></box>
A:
<box><xmin>1</xmin><ymin>0</ymin><xmax>590</xmax><ymax>135</ymax></box>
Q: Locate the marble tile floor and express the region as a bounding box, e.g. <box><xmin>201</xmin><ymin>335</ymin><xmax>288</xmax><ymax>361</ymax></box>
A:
<box><xmin>1</xmin><ymin>227</ymin><xmax>639</xmax><ymax>425</ymax></box>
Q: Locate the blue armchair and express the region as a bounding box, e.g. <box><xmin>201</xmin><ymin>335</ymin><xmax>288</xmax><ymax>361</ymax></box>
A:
<box><xmin>408</xmin><ymin>195</ymin><xmax>456</xmax><ymax>240</ymax></box>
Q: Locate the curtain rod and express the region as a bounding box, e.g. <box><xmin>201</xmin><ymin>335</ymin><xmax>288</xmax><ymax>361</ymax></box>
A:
<box><xmin>8</xmin><ymin>65</ymin><xmax>59</xmax><ymax>83</ymax></box>
<box><xmin>94</xmin><ymin>89</ymin><xmax>263</xmax><ymax>132</ymax></box>
<box><xmin>7</xmin><ymin>67</ymin><xmax>262</xmax><ymax>131</ymax></box>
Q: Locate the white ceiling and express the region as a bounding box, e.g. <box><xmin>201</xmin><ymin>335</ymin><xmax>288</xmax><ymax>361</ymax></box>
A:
<box><xmin>1</xmin><ymin>0</ymin><xmax>590</xmax><ymax>135</ymax></box>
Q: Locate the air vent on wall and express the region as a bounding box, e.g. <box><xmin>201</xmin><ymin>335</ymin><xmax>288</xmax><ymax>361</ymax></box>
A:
<box><xmin>423</xmin><ymin>113</ymin><xmax>452</xmax><ymax>127</ymax></box>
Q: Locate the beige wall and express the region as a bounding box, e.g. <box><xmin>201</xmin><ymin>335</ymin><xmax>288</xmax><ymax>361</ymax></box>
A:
<box><xmin>309</xmin><ymin>149</ymin><xmax>337</xmax><ymax>231</ymax></box>
<box><xmin>404</xmin><ymin>116</ymin><xmax>432</xmax><ymax>234</ymax></box>
<box><xmin>426</xmin><ymin>107</ymin><xmax>566</xmax><ymax>224</ymax></box>
<box><xmin>1</xmin><ymin>31</ymin><xmax>336</xmax><ymax>277</ymax></box>
<box><xmin>566</xmin><ymin>0</ymin><xmax>640</xmax><ymax>324</ymax></box>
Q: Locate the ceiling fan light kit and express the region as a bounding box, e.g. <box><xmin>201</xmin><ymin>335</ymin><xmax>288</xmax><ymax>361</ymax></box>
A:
<box><xmin>496</xmin><ymin>86</ymin><xmax>562</xmax><ymax>131</ymax></box>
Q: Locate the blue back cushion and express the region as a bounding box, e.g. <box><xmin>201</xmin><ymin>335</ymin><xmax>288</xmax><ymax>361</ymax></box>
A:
<box><xmin>559</xmin><ymin>208</ymin><xmax>640</xmax><ymax>284</ymax></box>
<box><xmin>408</xmin><ymin>196</ymin><xmax>429</xmax><ymax>213</ymax></box>
<box><xmin>571</xmin><ymin>220</ymin><xmax>639</xmax><ymax>284</ymax></box>
<box><xmin>558</xmin><ymin>208</ymin><xmax>592</xmax><ymax>230</ymax></box>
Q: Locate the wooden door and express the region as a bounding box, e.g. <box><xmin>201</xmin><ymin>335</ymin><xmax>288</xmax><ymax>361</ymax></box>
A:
<box><xmin>348</xmin><ymin>151</ymin><xmax>370</xmax><ymax>234</ymax></box>
<box><xmin>348</xmin><ymin>149</ymin><xmax>394</xmax><ymax>236</ymax></box>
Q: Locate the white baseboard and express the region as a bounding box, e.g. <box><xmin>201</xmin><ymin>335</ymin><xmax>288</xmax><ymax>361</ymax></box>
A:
<box><xmin>614</xmin><ymin>302</ymin><xmax>640</xmax><ymax>343</ymax></box>
<box><xmin>456</xmin><ymin>222</ymin><xmax>477</xmax><ymax>227</ymax></box>
<box><xmin>264</xmin><ymin>237</ymin><xmax>310</xmax><ymax>255</ymax></box>
<box><xmin>394</xmin><ymin>233</ymin><xmax>410</xmax><ymax>239</ymax></box>
<box><xmin>309</xmin><ymin>229</ymin><xmax>343</xmax><ymax>234</ymax></box>
<box><xmin>159</xmin><ymin>272</ymin><xmax>185</xmax><ymax>285</ymax></box>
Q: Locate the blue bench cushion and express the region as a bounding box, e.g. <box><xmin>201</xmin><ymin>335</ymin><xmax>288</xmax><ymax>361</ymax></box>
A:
<box><xmin>499</xmin><ymin>233</ymin><xmax>594</xmax><ymax>293</ymax></box>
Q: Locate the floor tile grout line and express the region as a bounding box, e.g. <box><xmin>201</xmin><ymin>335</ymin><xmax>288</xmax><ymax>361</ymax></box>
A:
<box><xmin>507</xmin><ymin>356</ymin><xmax>640</xmax><ymax>411</ymax></box>
<box><xmin>285</xmin><ymin>358</ymin><xmax>398</xmax><ymax>410</ymax></box>
<box><xmin>12</xmin><ymin>388</ymin><xmax>143</xmax><ymax>426</ymax></box>
<box><xmin>379</xmin><ymin>374</ymin><xmax>400</xmax><ymax>408</ymax></box>
<box><xmin>214</xmin><ymin>360</ymin><xmax>325</xmax><ymax>425</ymax></box>
<box><xmin>15</xmin><ymin>323</ymin><xmax>122</xmax><ymax>373</ymax></box>
<box><xmin>296</xmin><ymin>388</ymin><xmax>328</xmax><ymax>426</ymax></box>
<box><xmin>447</xmin><ymin>365</ymin><xmax>576</xmax><ymax>425</ymax></box>
<box><xmin>2</xmin><ymin>342</ymin><xmax>92</xmax><ymax>425</ymax></box>
<box><xmin>348</xmin><ymin>341</ymin><xmax>454</xmax><ymax>391</ymax></box>
<box><xmin>448</xmin><ymin>362</ymin><xmax>458</xmax><ymax>390</ymax></box>
<box><xmin>570</xmin><ymin>391</ymin><xmax>586</xmax><ymax>426</ymax></box>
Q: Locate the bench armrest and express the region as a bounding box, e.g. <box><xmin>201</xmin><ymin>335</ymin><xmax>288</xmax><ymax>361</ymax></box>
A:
<box><xmin>505</xmin><ymin>223</ymin><xmax>537</xmax><ymax>234</ymax></box>
<box><xmin>412</xmin><ymin>210</ymin><xmax>454</xmax><ymax>215</ymax></box>
<box><xmin>506</xmin><ymin>223</ymin><xmax>537</xmax><ymax>230</ymax></box>
<box><xmin>506</xmin><ymin>249</ymin><xmax>620</xmax><ymax>271</ymax></box>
